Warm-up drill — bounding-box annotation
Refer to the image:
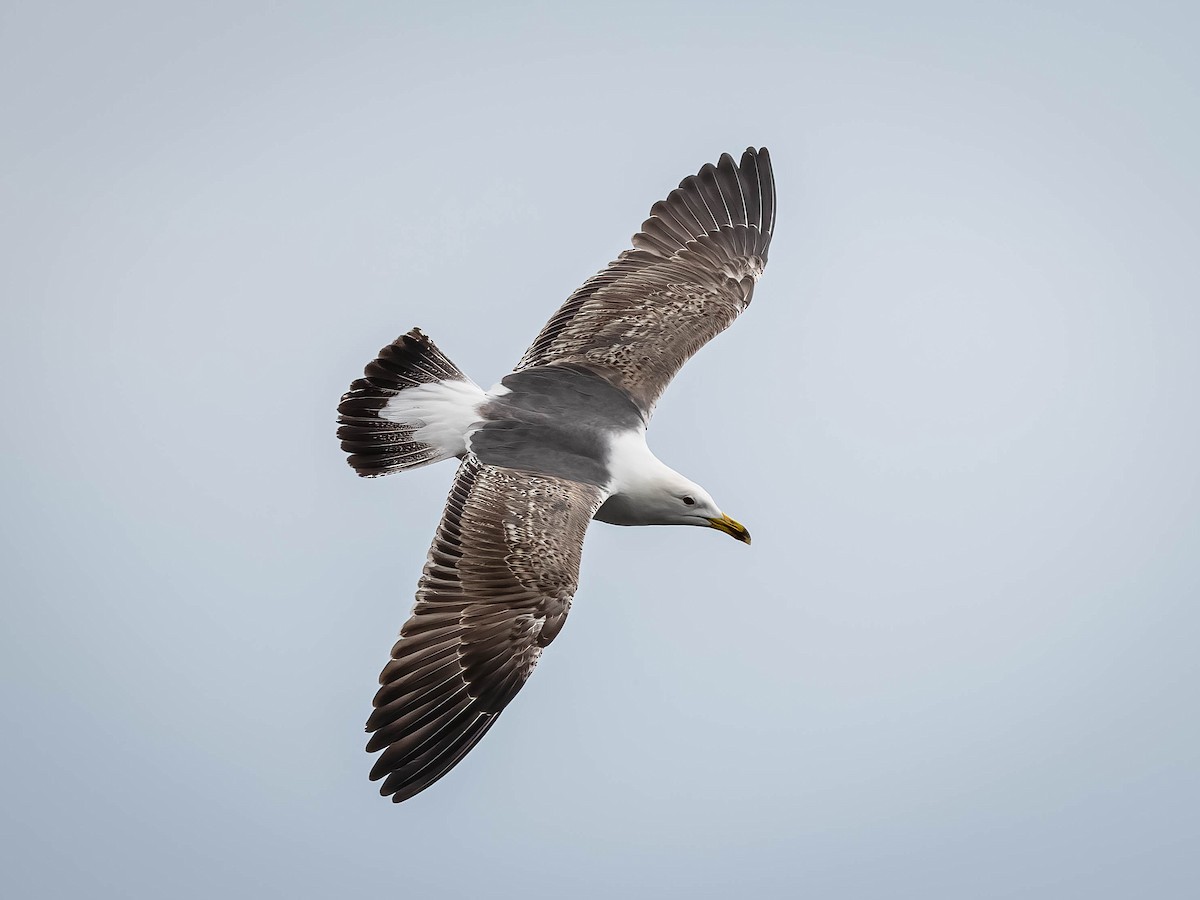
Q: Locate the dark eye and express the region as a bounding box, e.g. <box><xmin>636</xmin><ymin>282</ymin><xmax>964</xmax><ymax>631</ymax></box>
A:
<box><xmin>682</xmin><ymin>496</ymin><xmax>696</xmax><ymax>506</ymax></box>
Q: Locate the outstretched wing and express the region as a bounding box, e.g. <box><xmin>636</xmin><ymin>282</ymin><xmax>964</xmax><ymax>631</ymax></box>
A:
<box><xmin>516</xmin><ymin>147</ymin><xmax>776</xmax><ymax>419</ymax></box>
<box><xmin>366</xmin><ymin>455</ymin><xmax>606</xmax><ymax>802</ymax></box>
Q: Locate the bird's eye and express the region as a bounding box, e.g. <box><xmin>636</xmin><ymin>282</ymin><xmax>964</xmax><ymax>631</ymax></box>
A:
<box><xmin>682</xmin><ymin>496</ymin><xmax>696</xmax><ymax>506</ymax></box>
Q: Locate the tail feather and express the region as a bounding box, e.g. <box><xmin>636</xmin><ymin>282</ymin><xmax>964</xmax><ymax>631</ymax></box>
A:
<box><xmin>338</xmin><ymin>328</ymin><xmax>478</xmax><ymax>477</ymax></box>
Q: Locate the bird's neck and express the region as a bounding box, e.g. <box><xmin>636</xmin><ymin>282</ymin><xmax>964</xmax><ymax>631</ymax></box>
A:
<box><xmin>593</xmin><ymin>430</ymin><xmax>680</xmax><ymax>525</ymax></box>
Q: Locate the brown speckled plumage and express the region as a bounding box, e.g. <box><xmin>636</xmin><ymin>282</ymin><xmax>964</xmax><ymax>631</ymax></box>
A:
<box><xmin>367</xmin><ymin>457</ymin><xmax>605</xmax><ymax>802</ymax></box>
<box><xmin>517</xmin><ymin>147</ymin><xmax>775</xmax><ymax>418</ymax></box>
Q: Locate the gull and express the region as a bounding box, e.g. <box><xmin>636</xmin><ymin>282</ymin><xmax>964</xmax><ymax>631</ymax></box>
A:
<box><xmin>338</xmin><ymin>147</ymin><xmax>776</xmax><ymax>801</ymax></box>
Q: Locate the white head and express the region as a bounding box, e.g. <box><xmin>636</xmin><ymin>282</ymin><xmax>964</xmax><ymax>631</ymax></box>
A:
<box><xmin>596</xmin><ymin>437</ymin><xmax>751</xmax><ymax>543</ymax></box>
<box><xmin>641</xmin><ymin>472</ymin><xmax>751</xmax><ymax>542</ymax></box>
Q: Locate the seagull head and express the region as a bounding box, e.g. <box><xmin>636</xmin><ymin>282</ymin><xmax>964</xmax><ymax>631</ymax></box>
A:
<box><xmin>596</xmin><ymin>434</ymin><xmax>752</xmax><ymax>543</ymax></box>
<box><xmin>644</xmin><ymin>473</ymin><xmax>752</xmax><ymax>544</ymax></box>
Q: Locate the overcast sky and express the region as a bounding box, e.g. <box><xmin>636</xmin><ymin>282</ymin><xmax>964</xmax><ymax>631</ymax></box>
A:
<box><xmin>2</xmin><ymin>2</ymin><xmax>1198</xmax><ymax>897</ymax></box>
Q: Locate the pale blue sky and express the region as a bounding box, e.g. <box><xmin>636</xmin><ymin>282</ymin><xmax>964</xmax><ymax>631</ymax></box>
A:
<box><xmin>2</xmin><ymin>2</ymin><xmax>1198</xmax><ymax>897</ymax></box>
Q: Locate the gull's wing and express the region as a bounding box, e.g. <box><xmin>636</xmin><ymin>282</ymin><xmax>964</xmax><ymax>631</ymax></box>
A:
<box><xmin>515</xmin><ymin>147</ymin><xmax>776</xmax><ymax>419</ymax></box>
<box><xmin>366</xmin><ymin>455</ymin><xmax>606</xmax><ymax>802</ymax></box>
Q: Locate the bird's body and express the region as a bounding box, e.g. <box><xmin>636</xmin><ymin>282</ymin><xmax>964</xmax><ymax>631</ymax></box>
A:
<box><xmin>338</xmin><ymin>147</ymin><xmax>776</xmax><ymax>801</ymax></box>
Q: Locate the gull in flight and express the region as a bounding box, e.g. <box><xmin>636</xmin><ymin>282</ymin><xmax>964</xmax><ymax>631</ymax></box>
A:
<box><xmin>338</xmin><ymin>147</ymin><xmax>776</xmax><ymax>801</ymax></box>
